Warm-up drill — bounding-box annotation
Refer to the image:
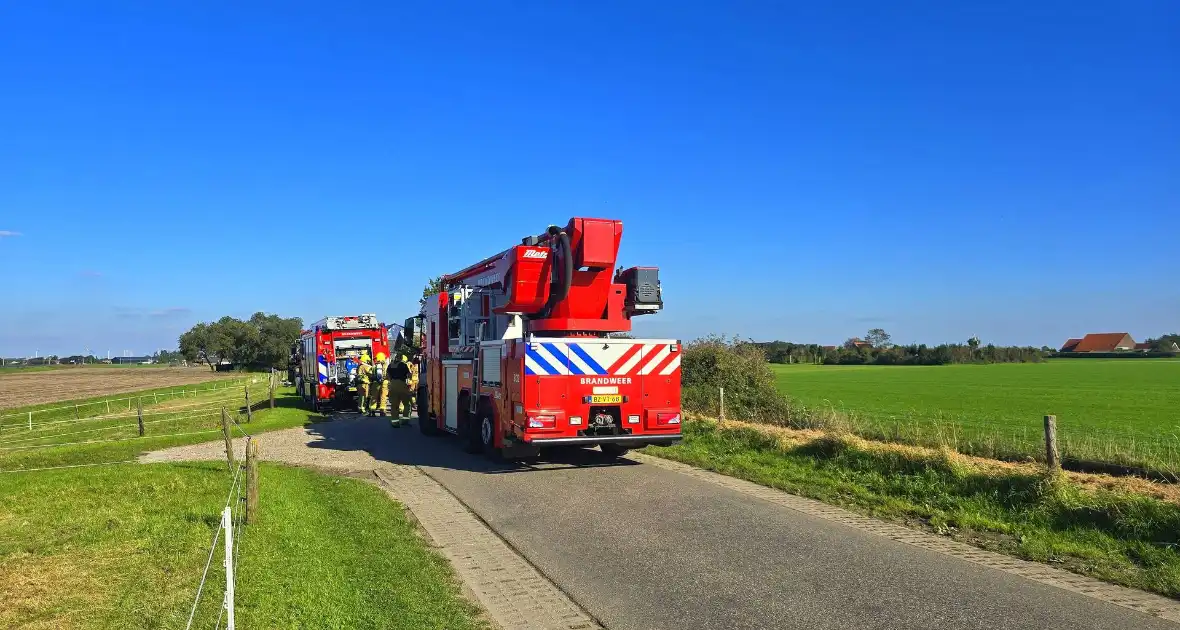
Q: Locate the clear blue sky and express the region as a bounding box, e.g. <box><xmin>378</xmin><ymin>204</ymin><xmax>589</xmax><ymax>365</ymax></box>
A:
<box><xmin>1</xmin><ymin>1</ymin><xmax>1176</xmax><ymax>357</ymax></box>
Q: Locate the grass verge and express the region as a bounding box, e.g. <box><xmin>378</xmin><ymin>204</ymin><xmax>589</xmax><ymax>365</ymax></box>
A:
<box><xmin>644</xmin><ymin>419</ymin><xmax>1180</xmax><ymax>598</ymax></box>
<box><xmin>0</xmin><ymin>461</ymin><xmax>486</xmax><ymax>629</ymax></box>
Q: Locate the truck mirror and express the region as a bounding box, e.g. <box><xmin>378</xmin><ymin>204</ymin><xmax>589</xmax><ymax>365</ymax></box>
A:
<box><xmin>403</xmin><ymin>317</ymin><xmax>416</xmax><ymax>343</ymax></box>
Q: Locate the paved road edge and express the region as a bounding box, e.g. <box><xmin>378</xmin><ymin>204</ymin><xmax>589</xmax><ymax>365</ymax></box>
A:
<box><xmin>372</xmin><ymin>465</ymin><xmax>604</xmax><ymax>630</ymax></box>
<box><xmin>633</xmin><ymin>451</ymin><xmax>1180</xmax><ymax>624</ymax></box>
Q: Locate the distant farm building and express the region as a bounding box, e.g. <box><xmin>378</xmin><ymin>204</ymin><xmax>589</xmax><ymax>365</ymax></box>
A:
<box><xmin>111</xmin><ymin>356</ymin><xmax>152</xmax><ymax>364</ymax></box>
<box><xmin>1059</xmin><ymin>333</ymin><xmax>1136</xmax><ymax>353</ymax></box>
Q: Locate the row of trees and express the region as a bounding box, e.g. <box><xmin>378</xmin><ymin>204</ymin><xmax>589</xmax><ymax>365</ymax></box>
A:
<box><xmin>755</xmin><ymin>329</ymin><xmax>1048</xmax><ymax>366</ymax></box>
<box><xmin>179</xmin><ymin>312</ymin><xmax>303</xmax><ymax>371</ymax></box>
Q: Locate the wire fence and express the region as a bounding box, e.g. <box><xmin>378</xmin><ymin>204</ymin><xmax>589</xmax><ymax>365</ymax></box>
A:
<box><xmin>0</xmin><ymin>378</ymin><xmax>271</xmax><ymax>446</ymax></box>
<box><xmin>187</xmin><ymin>429</ymin><xmax>254</xmax><ymax>630</ymax></box>
<box><xmin>0</xmin><ymin>373</ymin><xmax>279</xmax><ymax>474</ymax></box>
<box><xmin>0</xmin><ymin>376</ymin><xmax>256</xmax><ymax>432</ymax></box>
<box><xmin>0</xmin><ymin>374</ymin><xmax>269</xmax><ymax>627</ymax></box>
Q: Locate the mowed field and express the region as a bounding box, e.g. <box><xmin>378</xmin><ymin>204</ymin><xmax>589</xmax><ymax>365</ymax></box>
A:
<box><xmin>0</xmin><ymin>366</ymin><xmax>240</xmax><ymax>410</ymax></box>
<box><xmin>771</xmin><ymin>359</ymin><xmax>1180</xmax><ymax>471</ymax></box>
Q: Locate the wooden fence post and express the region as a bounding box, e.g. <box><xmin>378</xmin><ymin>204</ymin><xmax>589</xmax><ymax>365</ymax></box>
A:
<box><xmin>244</xmin><ymin>386</ymin><xmax>253</xmax><ymax>422</ymax></box>
<box><xmin>269</xmin><ymin>370</ymin><xmax>276</xmax><ymax>409</ymax></box>
<box><xmin>719</xmin><ymin>387</ymin><xmax>725</xmax><ymax>426</ymax></box>
<box><xmin>245</xmin><ymin>438</ymin><xmax>259</xmax><ymax>524</ymax></box>
<box><xmin>137</xmin><ymin>400</ymin><xmax>145</xmax><ymax>437</ymax></box>
<box><xmin>221</xmin><ymin>408</ymin><xmax>235</xmax><ymax>471</ymax></box>
<box><xmin>1044</xmin><ymin>414</ymin><xmax>1059</xmax><ymax>471</ymax></box>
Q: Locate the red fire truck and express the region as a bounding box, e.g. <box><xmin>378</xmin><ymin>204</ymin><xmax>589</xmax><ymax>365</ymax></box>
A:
<box><xmin>412</xmin><ymin>217</ymin><xmax>681</xmax><ymax>459</ymax></box>
<box><xmin>296</xmin><ymin>314</ymin><xmax>394</xmax><ymax>411</ymax></box>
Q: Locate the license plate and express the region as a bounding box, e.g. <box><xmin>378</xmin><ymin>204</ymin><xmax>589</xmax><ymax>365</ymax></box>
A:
<box><xmin>590</xmin><ymin>395</ymin><xmax>623</xmax><ymax>404</ymax></box>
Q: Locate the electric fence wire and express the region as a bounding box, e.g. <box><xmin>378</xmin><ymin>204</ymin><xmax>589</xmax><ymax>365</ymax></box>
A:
<box><xmin>186</xmin><ymin>453</ymin><xmax>246</xmax><ymax>630</ymax></box>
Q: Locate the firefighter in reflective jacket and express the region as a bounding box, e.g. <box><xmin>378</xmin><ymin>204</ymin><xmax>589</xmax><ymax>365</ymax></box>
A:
<box><xmin>370</xmin><ymin>352</ymin><xmax>388</xmax><ymax>417</ymax></box>
<box><xmin>387</xmin><ymin>355</ymin><xmax>412</xmax><ymax>427</ymax></box>
<box><xmin>355</xmin><ymin>354</ymin><xmax>372</xmax><ymax>413</ymax></box>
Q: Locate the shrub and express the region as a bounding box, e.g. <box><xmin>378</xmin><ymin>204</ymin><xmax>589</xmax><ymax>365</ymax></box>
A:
<box><xmin>681</xmin><ymin>335</ymin><xmax>795</xmax><ymax>423</ymax></box>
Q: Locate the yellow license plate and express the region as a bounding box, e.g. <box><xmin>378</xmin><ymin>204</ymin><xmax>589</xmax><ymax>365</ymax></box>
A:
<box><xmin>590</xmin><ymin>395</ymin><xmax>623</xmax><ymax>404</ymax></box>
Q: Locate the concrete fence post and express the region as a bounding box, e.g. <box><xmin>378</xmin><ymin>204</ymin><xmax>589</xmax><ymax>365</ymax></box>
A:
<box><xmin>1044</xmin><ymin>414</ymin><xmax>1059</xmax><ymax>471</ymax></box>
<box><xmin>28</xmin><ymin>411</ymin><xmax>33</xmax><ymax>431</ymax></box>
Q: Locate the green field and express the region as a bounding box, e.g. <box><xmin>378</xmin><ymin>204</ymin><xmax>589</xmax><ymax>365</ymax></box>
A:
<box><xmin>771</xmin><ymin>360</ymin><xmax>1180</xmax><ymax>473</ymax></box>
<box><xmin>0</xmin><ymin>378</ymin><xmax>486</xmax><ymax>628</ymax></box>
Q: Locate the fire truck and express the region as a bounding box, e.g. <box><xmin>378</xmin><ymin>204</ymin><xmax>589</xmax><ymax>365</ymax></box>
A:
<box><xmin>296</xmin><ymin>314</ymin><xmax>396</xmax><ymax>411</ymax></box>
<box><xmin>412</xmin><ymin>217</ymin><xmax>681</xmax><ymax>459</ymax></box>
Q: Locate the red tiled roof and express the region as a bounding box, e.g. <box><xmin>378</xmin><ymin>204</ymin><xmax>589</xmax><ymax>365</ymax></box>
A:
<box><xmin>1134</xmin><ymin>342</ymin><xmax>1153</xmax><ymax>351</ymax></box>
<box><xmin>1073</xmin><ymin>332</ymin><xmax>1135</xmax><ymax>353</ymax></box>
<box><xmin>1060</xmin><ymin>338</ymin><xmax>1083</xmax><ymax>352</ymax></box>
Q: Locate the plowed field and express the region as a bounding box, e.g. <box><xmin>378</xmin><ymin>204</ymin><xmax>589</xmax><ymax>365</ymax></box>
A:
<box><xmin>0</xmin><ymin>367</ymin><xmax>241</xmax><ymax>410</ymax></box>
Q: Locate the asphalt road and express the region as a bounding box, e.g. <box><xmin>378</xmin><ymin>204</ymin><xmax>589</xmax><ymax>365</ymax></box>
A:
<box><xmin>306</xmin><ymin>416</ymin><xmax>1174</xmax><ymax>630</ymax></box>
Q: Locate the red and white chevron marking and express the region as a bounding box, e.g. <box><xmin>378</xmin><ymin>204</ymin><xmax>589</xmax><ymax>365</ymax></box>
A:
<box><xmin>605</xmin><ymin>343</ymin><xmax>680</xmax><ymax>376</ymax></box>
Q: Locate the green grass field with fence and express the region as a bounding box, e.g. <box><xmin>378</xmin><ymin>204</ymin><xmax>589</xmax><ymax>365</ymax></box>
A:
<box><xmin>768</xmin><ymin>359</ymin><xmax>1180</xmax><ymax>476</ymax></box>
<box><xmin>0</xmin><ymin>375</ymin><xmax>486</xmax><ymax>628</ymax></box>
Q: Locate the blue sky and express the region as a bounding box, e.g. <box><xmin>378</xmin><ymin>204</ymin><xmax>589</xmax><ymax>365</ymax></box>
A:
<box><xmin>1</xmin><ymin>1</ymin><xmax>1176</xmax><ymax>356</ymax></box>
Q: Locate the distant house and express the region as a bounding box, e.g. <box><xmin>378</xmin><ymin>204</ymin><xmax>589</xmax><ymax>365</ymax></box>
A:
<box><xmin>845</xmin><ymin>338</ymin><xmax>874</xmax><ymax>349</ymax></box>
<box><xmin>1059</xmin><ymin>332</ymin><xmax>1136</xmax><ymax>353</ymax></box>
<box><xmin>1134</xmin><ymin>342</ymin><xmax>1153</xmax><ymax>352</ymax></box>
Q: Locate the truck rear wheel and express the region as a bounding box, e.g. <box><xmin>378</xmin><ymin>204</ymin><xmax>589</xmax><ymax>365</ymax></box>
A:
<box><xmin>479</xmin><ymin>414</ymin><xmax>503</xmax><ymax>461</ymax></box>
<box><xmin>461</xmin><ymin>408</ymin><xmax>483</xmax><ymax>454</ymax></box>
<box><xmin>600</xmin><ymin>443</ymin><xmax>630</xmax><ymax>459</ymax></box>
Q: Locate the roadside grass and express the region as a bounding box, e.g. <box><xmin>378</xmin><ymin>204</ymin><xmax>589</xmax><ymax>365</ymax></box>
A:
<box><xmin>645</xmin><ymin>420</ymin><xmax>1180</xmax><ymax>598</ymax></box>
<box><xmin>767</xmin><ymin>360</ymin><xmax>1180</xmax><ymax>476</ymax></box>
<box><xmin>0</xmin><ymin>386</ymin><xmax>317</xmax><ymax>471</ymax></box>
<box><xmin>235</xmin><ymin>465</ymin><xmax>487</xmax><ymax>629</ymax></box>
<box><xmin>0</xmin><ymin>461</ymin><xmax>487</xmax><ymax>629</ymax></box>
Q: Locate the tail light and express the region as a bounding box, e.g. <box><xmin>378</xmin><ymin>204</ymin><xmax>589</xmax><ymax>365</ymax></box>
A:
<box><xmin>528</xmin><ymin>415</ymin><xmax>556</xmax><ymax>429</ymax></box>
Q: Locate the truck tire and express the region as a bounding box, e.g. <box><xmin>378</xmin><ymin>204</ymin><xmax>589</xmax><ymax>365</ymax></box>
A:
<box><xmin>461</xmin><ymin>408</ymin><xmax>483</xmax><ymax>454</ymax></box>
<box><xmin>479</xmin><ymin>413</ymin><xmax>503</xmax><ymax>461</ymax></box>
<box><xmin>600</xmin><ymin>443</ymin><xmax>630</xmax><ymax>459</ymax></box>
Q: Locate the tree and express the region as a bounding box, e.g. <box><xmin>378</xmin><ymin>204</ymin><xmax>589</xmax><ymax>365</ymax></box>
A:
<box><xmin>865</xmin><ymin>328</ymin><xmax>891</xmax><ymax>349</ymax></box>
<box><xmin>420</xmin><ymin>275</ymin><xmax>445</xmax><ymax>305</ymax></box>
<box><xmin>248</xmin><ymin>312</ymin><xmax>304</xmax><ymax>369</ymax></box>
<box><xmin>178</xmin><ymin>313</ymin><xmax>303</xmax><ymax>371</ymax></box>
<box><xmin>1146</xmin><ymin>333</ymin><xmax>1180</xmax><ymax>352</ymax></box>
<box><xmin>179</xmin><ymin>322</ymin><xmax>232</xmax><ymax>370</ymax></box>
<box><xmin>967</xmin><ymin>336</ymin><xmax>981</xmax><ymax>352</ymax></box>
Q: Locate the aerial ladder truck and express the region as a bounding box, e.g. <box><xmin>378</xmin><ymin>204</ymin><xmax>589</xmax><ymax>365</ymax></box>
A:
<box><xmin>410</xmin><ymin>217</ymin><xmax>682</xmax><ymax>459</ymax></box>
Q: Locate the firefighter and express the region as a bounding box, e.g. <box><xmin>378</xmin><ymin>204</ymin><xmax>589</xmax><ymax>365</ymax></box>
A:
<box><xmin>387</xmin><ymin>355</ymin><xmax>413</xmax><ymax>427</ymax></box>
<box><xmin>370</xmin><ymin>352</ymin><xmax>388</xmax><ymax>417</ymax></box>
<box><xmin>355</xmin><ymin>353</ymin><xmax>371</xmax><ymax>413</ymax></box>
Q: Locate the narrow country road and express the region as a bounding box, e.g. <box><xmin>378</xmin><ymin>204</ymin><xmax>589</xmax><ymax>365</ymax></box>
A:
<box><xmin>144</xmin><ymin>415</ymin><xmax>1179</xmax><ymax>630</ymax></box>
